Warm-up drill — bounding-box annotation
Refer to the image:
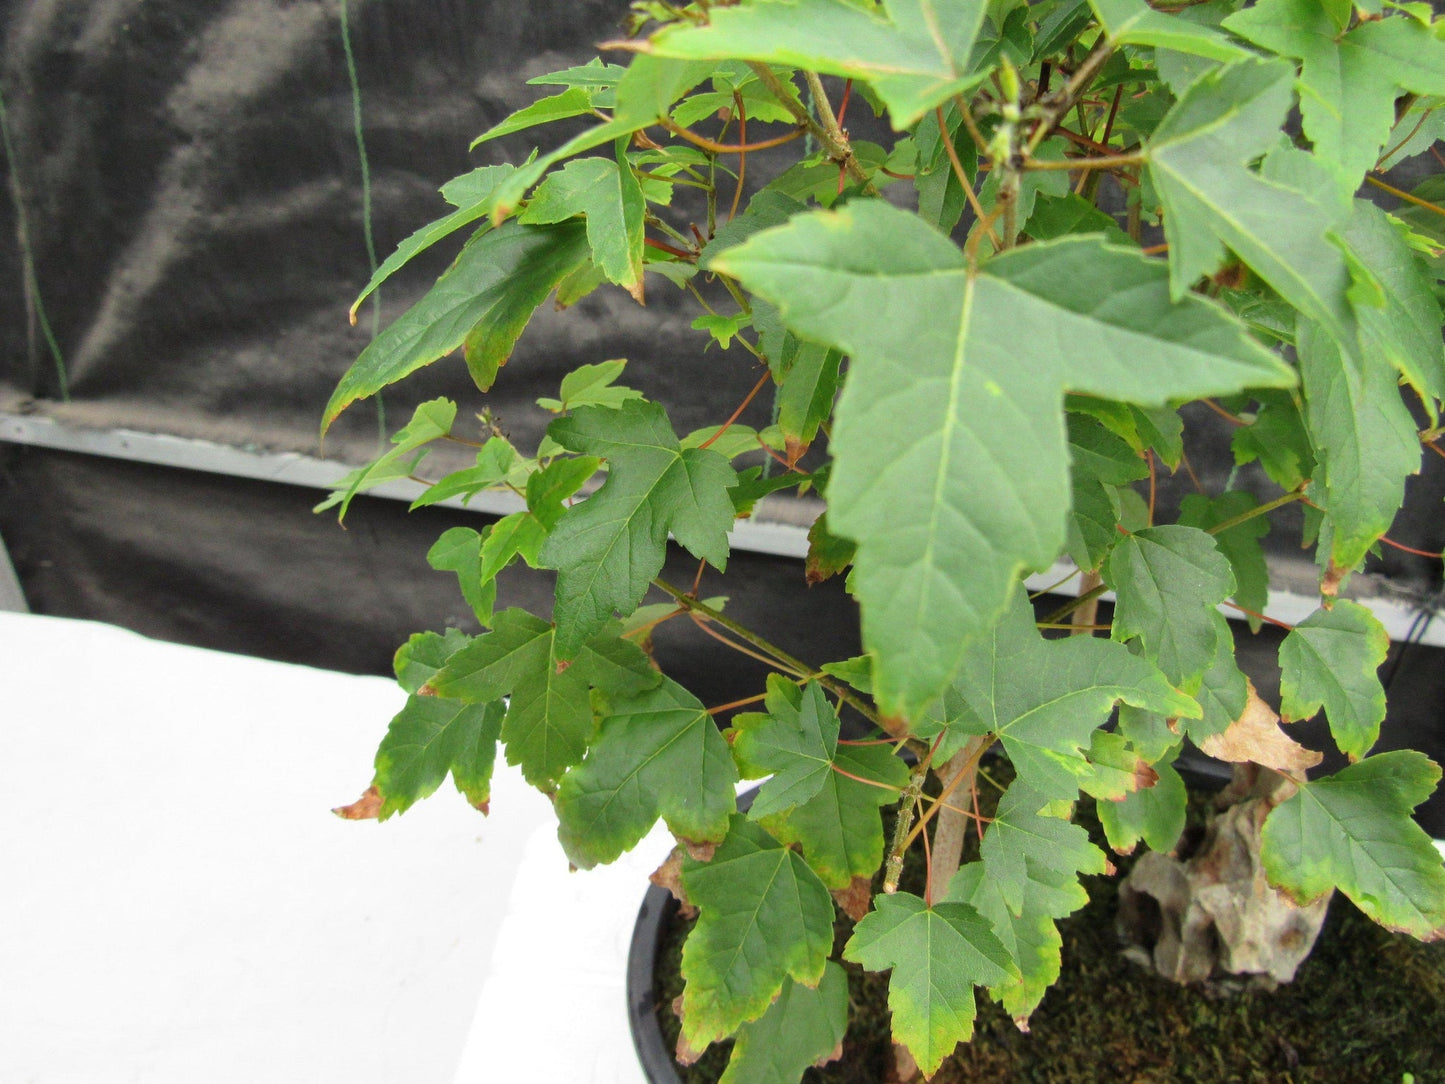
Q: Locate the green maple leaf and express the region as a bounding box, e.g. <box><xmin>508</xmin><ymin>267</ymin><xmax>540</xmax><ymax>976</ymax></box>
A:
<box><xmin>372</xmin><ymin>697</ymin><xmax>504</xmax><ymax>819</ymax></box>
<box><xmin>1104</xmin><ymin>525</ymin><xmax>1235</xmax><ymax>689</ymax></box>
<box><xmin>471</xmin><ymin>87</ymin><xmax>598</xmax><ymax>148</ymax></box>
<box><xmin>322</xmin><ymin>220</ymin><xmax>590</xmax><ymax>430</ymax></box>
<box><xmin>843</xmin><ymin>892</ymin><xmax>1017</xmax><ymax>1077</ymax></box>
<box><xmin>1299</xmin><ymin>319</ymin><xmax>1423</xmax><ymax>573</ymax></box>
<box><xmin>1223</xmin><ymin>1</ymin><xmax>1445</xmax><ymax>195</ymax></box>
<box><xmin>1098</xmin><ymin>758</ymin><xmax>1188</xmax><ymax>855</ymax></box>
<box><xmin>946</xmin><ymin>857</ymin><xmax>1087</xmax><ymax>1026</ymax></box>
<box><xmin>428</xmin><ymin>609</ymin><xmax>659</xmax><ymax>787</ymax></box>
<box><xmin>680</xmin><ymin>816</ymin><xmax>835</xmax><ymax>1048</ymax></box>
<box><xmin>729</xmin><ymin>678</ymin><xmax>840</xmax><ymax>820</ymax></box>
<box><xmin>1178</xmin><ymin>491</ymin><xmax>1270</xmax><ymax>631</ymax></box>
<box><xmin>943</xmin><ymin>590</ymin><xmax>1198</xmax><ymax>800</ymax></box>
<box><xmin>426</xmin><ymin>527</ymin><xmax>497</xmax><ymax>625</ymax></box>
<box><xmin>555</xmin><ymin>676</ymin><xmax>738</xmax><ymax>868</ymax></box>
<box><xmin>536</xmin><ymin>359</ymin><xmax>644</xmax><ymax>413</ymax></box>
<box><xmin>1338</xmin><ymin>201</ymin><xmax>1445</xmax><ymax>408</ymax></box>
<box><xmin>709</xmin><ymin>199</ymin><xmax>1291</xmax><ymax>717</ymax></box>
<box><xmin>1187</xmin><ymin>615</ymin><xmax>1249</xmax><ymax>744</ymax></box>
<box><xmin>1231</xmin><ymin>390</ymin><xmax>1315</xmax><ymax>494</ymax></box>
<box><xmin>980</xmin><ymin>782</ymin><xmax>1107</xmax><ymax>915</ymax></box>
<box><xmin>720</xmin><ymin>964</ymin><xmax>849</xmax><ymax>1084</ymax></box>
<box><xmin>317</xmin><ymin>398</ymin><xmax>455</xmax><ymax>521</ymax></box>
<box><xmin>774</xmin><ymin>339</ymin><xmax>843</xmax><ymax>453</ymax></box>
<box><xmin>1279</xmin><ymin>600</ymin><xmax>1390</xmax><ymax>762</ymax></box>
<box><xmin>347</xmin><ymin>162</ymin><xmax>520</xmax><ymax>319</ymax></box>
<box><xmin>1262</xmin><ymin>750</ymin><xmax>1445</xmax><ymax>940</ymax></box>
<box><xmin>539</xmin><ymin>399</ymin><xmax>738</xmax><ymax>656</ymax></box>
<box><xmin>484</xmin><ymin>55</ymin><xmax>717</xmax><ymax>222</ymax></box>
<box><xmin>757</xmin><ymin>740</ymin><xmax>911</xmax><ymax>889</ymax></box>
<box><xmin>518</xmin><ymin>141</ymin><xmax>646</xmax><ymax>301</ymax></box>
<box><xmin>410</xmin><ymin>435</ymin><xmax>521</xmax><ymax>510</ymax></box>
<box><xmin>1066</xmin><ymin>412</ymin><xmax>1149</xmax><ymax>572</ymax></box>
<box><xmin>647</xmin><ymin>0</ymin><xmax>991</xmax><ymax>129</ymax></box>
<box><xmin>1075</xmin><ymin>729</ymin><xmax>1150</xmax><ymax>802</ymax></box>
<box><xmin>370</xmin><ymin>630</ymin><xmax>503</xmax><ymax>819</ymax></box>
<box><xmin>805</xmin><ymin>510</ymin><xmax>856</xmax><ymax>586</ymax></box>
<box><xmin>1089</xmin><ymin>0</ymin><xmax>1253</xmax><ymax>62</ymax></box>
<box><xmin>475</xmin><ymin>456</ymin><xmax>602</xmax><ymax>586</ymax></box>
<box><xmin>394</xmin><ymin>628</ymin><xmax>472</xmax><ymax>693</ymax></box>
<box><xmin>1142</xmin><ymin>58</ymin><xmax>1356</xmax><ymax>347</ymax></box>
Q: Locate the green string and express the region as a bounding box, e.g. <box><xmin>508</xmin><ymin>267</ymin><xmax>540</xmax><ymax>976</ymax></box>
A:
<box><xmin>338</xmin><ymin>0</ymin><xmax>385</xmax><ymax>443</ymax></box>
<box><xmin>0</xmin><ymin>81</ymin><xmax>69</xmax><ymax>401</ymax></box>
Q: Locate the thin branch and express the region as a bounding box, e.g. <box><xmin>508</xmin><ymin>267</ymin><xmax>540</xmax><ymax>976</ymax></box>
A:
<box><xmin>698</xmin><ymin>370</ymin><xmax>771</xmax><ymax>450</ymax></box>
<box><xmin>936</xmin><ymin>106</ymin><xmax>1001</xmax><ymax>249</ymax></box>
<box><xmin>1029</xmin><ymin>566</ymin><xmax>1083</xmax><ymax>598</ymax></box>
<box><xmin>660</xmin><ymin>117</ymin><xmax>806</xmax><ymax>155</ymax></box>
<box><xmin>1023</xmin><ymin>151</ymin><xmax>1144</xmax><ymax>171</ymax></box>
<box><xmin>652</xmin><ymin>579</ymin><xmax>881</xmax><ymax>726</ymax></box>
<box><xmin>804</xmin><ymin>70</ymin><xmax>877</xmax><ymax>193</ymax></box>
<box><xmin>707</xmin><ymin>691</ymin><xmax>769</xmax><ymax>716</ymax></box>
<box><xmin>1201</xmin><ymin>397</ymin><xmax>1248</xmax><ymax>426</ymax></box>
<box><xmin>746</xmin><ymin>62</ymin><xmax>874</xmax><ymax>192</ymax></box>
<box><xmin>1042</xmin><ymin>582</ymin><xmax>1108</xmax><ymax>625</ymax></box>
<box><xmin>1206</xmin><ymin>489</ymin><xmax>1306</xmax><ymax>535</ymax></box>
<box><xmin>831</xmin><ymin>763</ymin><xmax>906</xmax><ymax>793</ymax></box>
<box><xmin>1366</xmin><ymin>174</ymin><xmax>1445</xmax><ymax>219</ymax></box>
<box><xmin>1026</xmin><ymin>35</ymin><xmax>1115</xmax><ymax>156</ymax></box>
<box><xmin>955</xmin><ymin>94</ymin><xmax>992</xmax><ymax>154</ymax></box>
<box><xmin>1377</xmin><ymin>105</ymin><xmax>1436</xmax><ymax>171</ymax></box>
<box><xmin>902</xmin><ymin>735</ymin><xmax>993</xmax><ymax>852</ymax></box>
<box><xmin>1146</xmin><ymin>450</ymin><xmax>1157</xmax><ymax>525</ymax></box>
<box><xmin>1380</xmin><ymin>536</ymin><xmax>1445</xmax><ymax>560</ymax></box>
<box><xmin>689</xmin><ymin>612</ymin><xmax>809</xmax><ymax>677</ymax></box>
<box><xmin>620</xmin><ymin>604</ymin><xmax>686</xmax><ymax>641</ymax></box>
<box><xmin>1220</xmin><ymin>599</ymin><xmax>1294</xmax><ymax>631</ymax></box>
<box><xmin>644</xmin><ymin>237</ymin><xmax>696</xmax><ymax>261</ymax></box>
<box><xmin>728</xmin><ymin>89</ymin><xmax>748</xmax><ymax>222</ymax></box>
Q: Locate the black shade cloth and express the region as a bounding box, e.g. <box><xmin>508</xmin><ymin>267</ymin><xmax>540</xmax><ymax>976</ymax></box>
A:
<box><xmin>0</xmin><ymin>0</ymin><xmax>1441</xmax><ymax>836</ymax></box>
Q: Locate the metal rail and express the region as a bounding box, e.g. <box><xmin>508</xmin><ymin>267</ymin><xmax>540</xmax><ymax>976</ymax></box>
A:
<box><xmin>2</xmin><ymin>409</ymin><xmax>1441</xmax><ymax>648</ymax></box>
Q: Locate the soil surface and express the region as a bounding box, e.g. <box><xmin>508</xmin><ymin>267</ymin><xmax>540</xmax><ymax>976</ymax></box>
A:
<box><xmin>652</xmin><ymin>775</ymin><xmax>1445</xmax><ymax>1084</ymax></box>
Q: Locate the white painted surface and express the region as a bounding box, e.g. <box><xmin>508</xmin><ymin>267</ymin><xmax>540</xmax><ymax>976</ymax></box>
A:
<box><xmin>0</xmin><ymin>612</ymin><xmax>654</xmax><ymax>1084</ymax></box>
<box><xmin>5</xmin><ymin>611</ymin><xmax>1442</xmax><ymax>1084</ymax></box>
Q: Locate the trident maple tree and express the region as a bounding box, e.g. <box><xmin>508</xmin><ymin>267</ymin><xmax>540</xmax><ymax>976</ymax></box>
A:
<box><xmin>326</xmin><ymin>0</ymin><xmax>1445</xmax><ymax>1078</ymax></box>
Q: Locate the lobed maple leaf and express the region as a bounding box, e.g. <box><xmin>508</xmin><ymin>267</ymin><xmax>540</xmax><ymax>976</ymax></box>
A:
<box><xmin>680</xmin><ymin>816</ymin><xmax>835</xmax><ymax>1048</ymax></box>
<box><xmin>710</xmin><ymin>199</ymin><xmax>1291</xmax><ymax>718</ymax></box>
<box><xmin>843</xmin><ymin>892</ymin><xmax>1017</xmax><ymax>1077</ymax></box>
<box><xmin>540</xmin><ymin>399</ymin><xmax>738</xmax><ymax>656</ymax></box>
<box><xmin>429</xmin><ymin>609</ymin><xmax>659</xmax><ymax>787</ymax></box>
<box><xmin>648</xmin><ymin>0</ymin><xmax>991</xmax><ymax>128</ymax></box>
<box><xmin>1262</xmin><ymin>751</ymin><xmax>1445</xmax><ymax>941</ymax></box>
<box><xmin>555</xmin><ymin>676</ymin><xmax>738</xmax><ymax>868</ymax></box>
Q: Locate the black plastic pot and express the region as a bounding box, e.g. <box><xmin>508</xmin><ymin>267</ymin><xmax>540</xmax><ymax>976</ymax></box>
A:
<box><xmin>628</xmin><ymin>788</ymin><xmax>763</xmax><ymax>1084</ymax></box>
<box><xmin>627</xmin><ymin>882</ymin><xmax>685</xmax><ymax>1084</ymax></box>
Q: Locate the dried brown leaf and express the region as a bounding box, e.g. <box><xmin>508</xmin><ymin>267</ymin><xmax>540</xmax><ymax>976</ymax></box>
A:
<box><xmin>1320</xmin><ymin>559</ymin><xmax>1347</xmax><ymax>599</ymax></box>
<box><xmin>831</xmin><ymin>875</ymin><xmax>874</xmax><ymax>921</ymax></box>
<box><xmin>1133</xmin><ymin>759</ymin><xmax>1160</xmax><ymax>791</ymax></box>
<box><xmin>672</xmin><ymin>995</ymin><xmax>708</xmax><ymax>1066</ymax></box>
<box><xmin>650</xmin><ymin>848</ymin><xmax>698</xmax><ymax>918</ymax></box>
<box><xmin>1200</xmin><ymin>683</ymin><xmax>1323</xmax><ymax>773</ymax></box>
<box><xmin>815</xmin><ymin>1039</ymin><xmax>845</xmax><ymax>1069</ymax></box>
<box><xmin>332</xmin><ymin>784</ymin><xmax>382</xmax><ymax>820</ymax></box>
<box><xmin>682</xmin><ymin>837</ymin><xmax>718</xmax><ymax>863</ymax></box>
<box><xmin>888</xmin><ymin>1041</ymin><xmax>920</xmax><ymax>1083</ymax></box>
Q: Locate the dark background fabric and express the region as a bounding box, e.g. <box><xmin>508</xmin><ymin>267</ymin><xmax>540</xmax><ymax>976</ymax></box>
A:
<box><xmin>1</xmin><ymin>0</ymin><xmax>1442</xmax><ymax>832</ymax></box>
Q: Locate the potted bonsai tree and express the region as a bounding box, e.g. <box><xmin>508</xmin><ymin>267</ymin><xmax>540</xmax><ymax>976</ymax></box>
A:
<box><xmin>327</xmin><ymin>0</ymin><xmax>1445</xmax><ymax>1078</ymax></box>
